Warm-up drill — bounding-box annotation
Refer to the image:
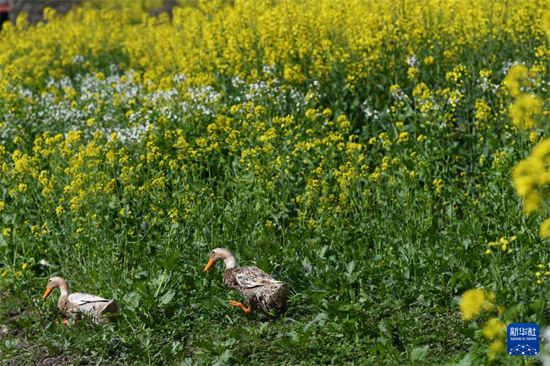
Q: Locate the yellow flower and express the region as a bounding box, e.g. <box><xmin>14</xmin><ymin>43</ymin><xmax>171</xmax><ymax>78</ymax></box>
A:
<box><xmin>523</xmin><ymin>191</ymin><xmax>541</xmax><ymax>215</ymax></box>
<box><xmin>18</xmin><ymin>183</ymin><xmax>27</xmax><ymax>193</ymax></box>
<box><xmin>432</xmin><ymin>179</ymin><xmax>444</xmax><ymax>194</ymax></box>
<box><xmin>484</xmin><ymin>292</ymin><xmax>496</xmax><ymax>311</ymax></box>
<box><xmin>283</xmin><ymin>64</ymin><xmax>306</xmax><ymax>84</ymax></box>
<box><xmin>305</xmin><ymin>109</ymin><xmax>317</xmax><ymax>120</ymax></box>
<box><xmin>21</xmin><ymin>263</ymin><xmax>29</xmax><ymax>270</ymax></box>
<box><xmin>512</xmin><ymin>157</ymin><xmax>544</xmax><ymax>198</ymax></box>
<box><xmin>2</xmin><ymin>228</ymin><xmax>11</xmax><ymax>237</ymax></box>
<box><xmin>503</xmin><ymin>64</ymin><xmax>529</xmax><ymax>97</ymax></box>
<box><xmin>337</xmin><ymin>115</ymin><xmax>351</xmax><ymax>131</ymax></box>
<box><xmin>531</xmin><ymin>139</ymin><xmax>550</xmax><ymax>158</ymax></box>
<box><xmin>542</xmin><ymin>11</ymin><xmax>550</xmax><ymax>40</ymax></box>
<box><xmin>397</xmin><ymin>132</ymin><xmax>410</xmax><ymax>143</ymax></box>
<box><xmin>56</xmin><ymin>206</ymin><xmax>64</xmax><ymax>216</ymax></box>
<box><xmin>407</xmin><ymin>67</ymin><xmax>420</xmax><ymax>80</ymax></box>
<box><xmin>488</xmin><ymin>339</ymin><xmax>505</xmax><ymax>359</ymax></box>
<box><xmin>459</xmin><ymin>289</ymin><xmax>486</xmax><ymax>320</ymax></box>
<box><xmin>482</xmin><ymin>318</ymin><xmax>505</xmax><ymax>339</ymax></box>
<box><xmin>475</xmin><ymin>99</ymin><xmax>492</xmax><ymax>121</ymax></box>
<box><xmin>530</xmin><ymin>132</ymin><xmax>540</xmax><ymax>144</ymax></box>
<box><xmin>321</xmin><ymin>109</ymin><xmax>332</xmax><ymax>118</ymax></box>
<box><xmin>509</xmin><ymin>94</ymin><xmax>542</xmax><ymax>130</ymax></box>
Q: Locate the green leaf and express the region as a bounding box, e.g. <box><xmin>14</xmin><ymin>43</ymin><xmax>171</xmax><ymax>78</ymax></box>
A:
<box><xmin>304</xmin><ymin>312</ymin><xmax>328</xmax><ymax>332</ymax></box>
<box><xmin>159</xmin><ymin>289</ymin><xmax>175</xmax><ymax>306</ymax></box>
<box><xmin>123</xmin><ymin>292</ymin><xmax>141</xmax><ymax>310</ymax></box>
<box><xmin>346</xmin><ymin>260</ymin><xmax>355</xmax><ymax>275</ymax></box>
<box><xmin>409</xmin><ymin>345</ymin><xmax>429</xmax><ymax>363</ymax></box>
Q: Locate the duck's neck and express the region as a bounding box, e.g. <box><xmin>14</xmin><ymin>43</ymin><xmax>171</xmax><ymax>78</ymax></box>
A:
<box><xmin>223</xmin><ymin>255</ymin><xmax>237</xmax><ymax>270</ymax></box>
<box><xmin>59</xmin><ymin>280</ymin><xmax>69</xmax><ymax>297</ymax></box>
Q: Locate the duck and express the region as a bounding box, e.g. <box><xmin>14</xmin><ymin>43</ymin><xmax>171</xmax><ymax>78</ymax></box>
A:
<box><xmin>42</xmin><ymin>277</ymin><xmax>118</xmax><ymax>324</ymax></box>
<box><xmin>204</xmin><ymin>248</ymin><xmax>289</xmax><ymax>319</ymax></box>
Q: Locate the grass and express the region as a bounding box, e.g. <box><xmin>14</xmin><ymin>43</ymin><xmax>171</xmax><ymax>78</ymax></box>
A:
<box><xmin>1</xmin><ymin>289</ymin><xmax>470</xmax><ymax>365</ymax></box>
<box><xmin>1</xmin><ymin>0</ymin><xmax>550</xmax><ymax>364</ymax></box>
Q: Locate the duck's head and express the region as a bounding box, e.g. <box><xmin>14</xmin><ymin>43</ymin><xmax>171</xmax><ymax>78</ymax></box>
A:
<box><xmin>43</xmin><ymin>276</ymin><xmax>69</xmax><ymax>299</ymax></box>
<box><xmin>204</xmin><ymin>248</ymin><xmax>237</xmax><ymax>271</ymax></box>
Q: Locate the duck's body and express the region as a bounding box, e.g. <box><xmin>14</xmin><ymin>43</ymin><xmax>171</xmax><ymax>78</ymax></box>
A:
<box><xmin>43</xmin><ymin>277</ymin><xmax>118</xmax><ymax>324</ymax></box>
<box><xmin>205</xmin><ymin>248</ymin><xmax>289</xmax><ymax>318</ymax></box>
<box><xmin>223</xmin><ymin>266</ymin><xmax>289</xmax><ymax>316</ymax></box>
<box><xmin>57</xmin><ymin>293</ymin><xmax>118</xmax><ymax>323</ymax></box>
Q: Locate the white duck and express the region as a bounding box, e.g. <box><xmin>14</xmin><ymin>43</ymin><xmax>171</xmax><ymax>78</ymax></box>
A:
<box><xmin>43</xmin><ymin>277</ymin><xmax>118</xmax><ymax>324</ymax></box>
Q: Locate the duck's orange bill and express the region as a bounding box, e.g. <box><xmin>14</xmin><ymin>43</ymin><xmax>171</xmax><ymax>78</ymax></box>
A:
<box><xmin>204</xmin><ymin>259</ymin><xmax>214</xmax><ymax>272</ymax></box>
<box><xmin>43</xmin><ymin>287</ymin><xmax>52</xmax><ymax>299</ymax></box>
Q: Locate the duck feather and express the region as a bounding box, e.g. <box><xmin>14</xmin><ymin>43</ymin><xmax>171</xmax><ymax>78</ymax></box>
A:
<box><xmin>224</xmin><ymin>266</ymin><xmax>288</xmax><ymax>316</ymax></box>
<box><xmin>235</xmin><ymin>267</ymin><xmax>285</xmax><ymax>288</ymax></box>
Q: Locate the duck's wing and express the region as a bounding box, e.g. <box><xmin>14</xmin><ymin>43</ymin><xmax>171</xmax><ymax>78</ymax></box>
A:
<box><xmin>234</xmin><ymin>266</ymin><xmax>285</xmax><ymax>288</ymax></box>
<box><xmin>99</xmin><ymin>298</ymin><xmax>119</xmax><ymax>315</ymax></box>
<box><xmin>68</xmin><ymin>292</ymin><xmax>113</xmax><ymax>312</ymax></box>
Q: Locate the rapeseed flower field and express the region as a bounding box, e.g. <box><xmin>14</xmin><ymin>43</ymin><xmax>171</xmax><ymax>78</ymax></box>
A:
<box><xmin>2</xmin><ymin>0</ymin><xmax>550</xmax><ymax>364</ymax></box>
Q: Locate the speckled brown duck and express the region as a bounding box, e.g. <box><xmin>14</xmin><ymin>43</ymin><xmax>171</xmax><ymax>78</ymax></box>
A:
<box><xmin>43</xmin><ymin>277</ymin><xmax>118</xmax><ymax>324</ymax></box>
<box><xmin>204</xmin><ymin>248</ymin><xmax>288</xmax><ymax>319</ymax></box>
